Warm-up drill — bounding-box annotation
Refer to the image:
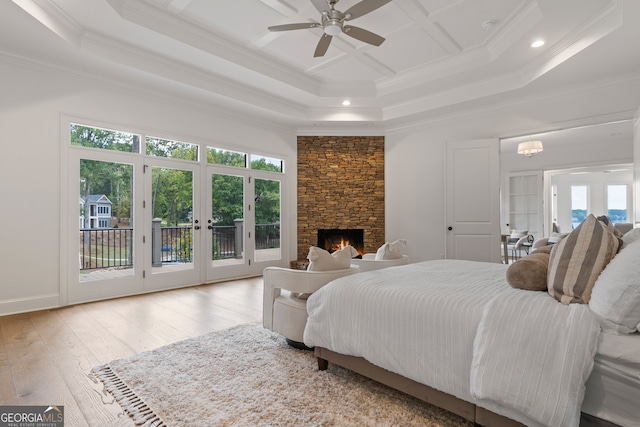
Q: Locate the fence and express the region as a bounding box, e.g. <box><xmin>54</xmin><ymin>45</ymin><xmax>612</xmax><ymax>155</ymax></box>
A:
<box><xmin>79</xmin><ymin>228</ymin><xmax>133</xmax><ymax>270</ymax></box>
<box><xmin>79</xmin><ymin>222</ymin><xmax>280</xmax><ymax>271</ymax></box>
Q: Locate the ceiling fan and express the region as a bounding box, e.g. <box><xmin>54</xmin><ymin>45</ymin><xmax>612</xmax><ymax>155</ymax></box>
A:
<box><xmin>268</xmin><ymin>0</ymin><xmax>391</xmax><ymax>57</ymax></box>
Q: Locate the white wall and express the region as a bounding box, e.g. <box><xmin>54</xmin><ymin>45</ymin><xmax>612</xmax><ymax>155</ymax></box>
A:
<box><xmin>386</xmin><ymin>127</ymin><xmax>634</xmax><ymax>263</ymax></box>
<box><xmin>385</xmin><ymin>127</ymin><xmax>447</xmax><ymax>262</ymax></box>
<box><xmin>0</xmin><ymin>58</ymin><xmax>297</xmax><ymax>315</ymax></box>
<box><xmin>385</xmin><ymin>83</ymin><xmax>638</xmax><ymax>263</ymax></box>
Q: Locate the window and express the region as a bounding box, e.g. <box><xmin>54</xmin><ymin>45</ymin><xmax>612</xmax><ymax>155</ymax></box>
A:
<box><xmin>607</xmin><ymin>184</ymin><xmax>628</xmax><ymax>223</ymax></box>
<box><xmin>146</xmin><ymin>137</ymin><xmax>198</xmax><ymax>161</ymax></box>
<box><xmin>71</xmin><ymin>123</ymin><xmax>140</xmax><ymax>153</ymax></box>
<box><xmin>207</xmin><ymin>147</ymin><xmax>247</xmax><ymax>167</ymax></box>
<box><xmin>251</xmin><ymin>155</ymin><xmax>284</xmax><ymax>173</ymax></box>
<box><xmin>571</xmin><ymin>185</ymin><xmax>588</xmax><ymax>229</ymax></box>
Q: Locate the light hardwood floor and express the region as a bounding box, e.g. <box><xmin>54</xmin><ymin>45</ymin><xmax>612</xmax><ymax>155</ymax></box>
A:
<box><xmin>0</xmin><ymin>276</ymin><xmax>263</xmax><ymax>427</ymax></box>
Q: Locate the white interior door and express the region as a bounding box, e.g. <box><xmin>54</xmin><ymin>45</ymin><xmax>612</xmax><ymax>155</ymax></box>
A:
<box><xmin>445</xmin><ymin>139</ymin><xmax>501</xmax><ymax>262</ymax></box>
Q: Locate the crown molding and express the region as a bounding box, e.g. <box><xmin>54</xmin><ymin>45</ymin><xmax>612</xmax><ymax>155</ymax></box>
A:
<box><xmin>383</xmin><ymin>73</ymin><xmax>640</xmax><ymax>134</ymax></box>
<box><xmin>0</xmin><ymin>49</ymin><xmax>297</xmax><ymax>134</ymax></box>
<box><xmin>107</xmin><ymin>0</ymin><xmax>324</xmax><ymax>96</ymax></box>
<box><xmin>81</xmin><ymin>31</ymin><xmax>309</xmax><ymax>120</ymax></box>
<box><xmin>11</xmin><ymin>0</ymin><xmax>83</xmax><ymax>47</ymax></box>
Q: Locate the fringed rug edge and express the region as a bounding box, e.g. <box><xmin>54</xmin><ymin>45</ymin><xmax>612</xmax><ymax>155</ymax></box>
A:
<box><xmin>92</xmin><ymin>363</ymin><xmax>167</xmax><ymax>427</ymax></box>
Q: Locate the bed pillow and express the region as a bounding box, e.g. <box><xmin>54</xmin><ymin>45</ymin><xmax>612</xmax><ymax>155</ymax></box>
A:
<box><xmin>597</xmin><ymin>215</ymin><xmax>625</xmax><ymax>239</ymax></box>
<box><xmin>547</xmin><ymin>214</ymin><xmax>620</xmax><ymax>304</ymax></box>
<box><xmin>375</xmin><ymin>239</ymin><xmax>407</xmax><ymax>260</ymax></box>
<box><xmin>589</xmin><ymin>239</ymin><xmax>640</xmax><ymax>334</ymax></box>
<box><xmin>506</xmin><ymin>251</ymin><xmax>550</xmax><ymax>291</ymax></box>
<box><xmin>307</xmin><ymin>245</ymin><xmax>356</xmax><ymax>271</ymax></box>
<box><xmin>621</xmin><ymin>228</ymin><xmax>640</xmax><ymax>250</ymax></box>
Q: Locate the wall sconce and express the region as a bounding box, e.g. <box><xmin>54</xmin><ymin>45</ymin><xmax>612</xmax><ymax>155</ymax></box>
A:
<box><xmin>517</xmin><ymin>140</ymin><xmax>543</xmax><ymax>157</ymax></box>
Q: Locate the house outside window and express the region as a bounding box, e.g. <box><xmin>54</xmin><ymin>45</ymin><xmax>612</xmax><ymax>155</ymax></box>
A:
<box><xmin>80</xmin><ymin>194</ymin><xmax>113</xmax><ymax>229</ymax></box>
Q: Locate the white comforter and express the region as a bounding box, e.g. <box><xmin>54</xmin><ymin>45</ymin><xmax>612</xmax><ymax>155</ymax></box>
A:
<box><xmin>304</xmin><ymin>259</ymin><xmax>600</xmax><ymax>427</ymax></box>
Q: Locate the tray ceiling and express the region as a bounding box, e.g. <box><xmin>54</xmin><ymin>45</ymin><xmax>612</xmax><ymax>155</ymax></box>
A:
<box><xmin>4</xmin><ymin>0</ymin><xmax>637</xmax><ymax>129</ymax></box>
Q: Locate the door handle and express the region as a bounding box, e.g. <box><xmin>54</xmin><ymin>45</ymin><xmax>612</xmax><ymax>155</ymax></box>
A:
<box><xmin>207</xmin><ymin>225</ymin><xmax>213</xmax><ymax>230</ymax></box>
<box><xmin>194</xmin><ymin>225</ymin><xmax>200</xmax><ymax>230</ymax></box>
<box><xmin>447</xmin><ymin>226</ymin><xmax>453</xmax><ymax>231</ymax></box>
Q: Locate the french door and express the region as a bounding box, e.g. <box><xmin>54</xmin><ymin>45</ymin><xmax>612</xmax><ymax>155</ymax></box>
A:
<box><xmin>64</xmin><ymin>124</ymin><xmax>284</xmax><ymax>305</ymax></box>
<box><xmin>145</xmin><ymin>159</ymin><xmax>200</xmax><ymax>290</ymax></box>
<box><xmin>205</xmin><ymin>166</ymin><xmax>283</xmax><ymax>282</ymax></box>
<box><xmin>67</xmin><ymin>148</ymin><xmax>143</xmax><ymax>303</ymax></box>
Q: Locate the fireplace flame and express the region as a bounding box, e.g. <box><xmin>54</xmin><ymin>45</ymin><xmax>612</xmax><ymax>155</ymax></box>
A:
<box><xmin>331</xmin><ymin>238</ymin><xmax>350</xmax><ymax>252</ymax></box>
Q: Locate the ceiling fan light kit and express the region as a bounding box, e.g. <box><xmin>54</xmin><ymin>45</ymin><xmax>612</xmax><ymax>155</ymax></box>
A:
<box><xmin>324</xmin><ymin>21</ymin><xmax>342</xmax><ymax>36</ymax></box>
<box><xmin>268</xmin><ymin>0</ymin><xmax>391</xmax><ymax>57</ymax></box>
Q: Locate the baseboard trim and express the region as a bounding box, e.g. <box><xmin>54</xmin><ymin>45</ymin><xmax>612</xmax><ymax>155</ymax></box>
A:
<box><xmin>0</xmin><ymin>294</ymin><xmax>60</xmax><ymax>317</ymax></box>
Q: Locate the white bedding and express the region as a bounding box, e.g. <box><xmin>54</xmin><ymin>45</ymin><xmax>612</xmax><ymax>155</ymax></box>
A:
<box><xmin>304</xmin><ymin>259</ymin><xmax>601</xmax><ymax>427</ymax></box>
<box><xmin>305</xmin><ymin>260</ymin><xmax>507</xmax><ymax>403</ymax></box>
<box><xmin>583</xmin><ymin>332</ymin><xmax>640</xmax><ymax>427</ymax></box>
<box><xmin>471</xmin><ymin>290</ymin><xmax>600</xmax><ymax>427</ymax></box>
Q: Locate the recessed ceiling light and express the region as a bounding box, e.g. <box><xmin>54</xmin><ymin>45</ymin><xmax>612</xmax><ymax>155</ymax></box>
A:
<box><xmin>531</xmin><ymin>40</ymin><xmax>545</xmax><ymax>48</ymax></box>
<box><xmin>342</xmin><ymin>100</ymin><xmax>351</xmax><ymax>106</ymax></box>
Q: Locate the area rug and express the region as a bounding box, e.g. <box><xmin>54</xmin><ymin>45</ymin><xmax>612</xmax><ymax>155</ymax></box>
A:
<box><xmin>92</xmin><ymin>323</ymin><xmax>472</xmax><ymax>426</ymax></box>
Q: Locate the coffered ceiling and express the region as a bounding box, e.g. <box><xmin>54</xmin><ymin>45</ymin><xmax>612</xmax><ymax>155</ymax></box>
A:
<box><xmin>3</xmin><ymin>0</ymin><xmax>639</xmax><ymax>130</ymax></box>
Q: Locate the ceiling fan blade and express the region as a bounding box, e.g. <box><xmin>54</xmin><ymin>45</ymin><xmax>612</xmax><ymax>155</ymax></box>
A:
<box><xmin>310</xmin><ymin>0</ymin><xmax>328</xmax><ymax>14</ymax></box>
<box><xmin>343</xmin><ymin>25</ymin><xmax>385</xmax><ymax>46</ymax></box>
<box><xmin>314</xmin><ymin>34</ymin><xmax>333</xmax><ymax>57</ymax></box>
<box><xmin>343</xmin><ymin>0</ymin><xmax>392</xmax><ymax>20</ymax></box>
<box><xmin>268</xmin><ymin>22</ymin><xmax>319</xmax><ymax>32</ymax></box>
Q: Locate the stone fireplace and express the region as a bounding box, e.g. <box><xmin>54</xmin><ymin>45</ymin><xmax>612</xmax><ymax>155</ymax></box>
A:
<box><xmin>317</xmin><ymin>228</ymin><xmax>364</xmax><ymax>257</ymax></box>
<box><xmin>297</xmin><ymin>136</ymin><xmax>385</xmax><ymax>261</ymax></box>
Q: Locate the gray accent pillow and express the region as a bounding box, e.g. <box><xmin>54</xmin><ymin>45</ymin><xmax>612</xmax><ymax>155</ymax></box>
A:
<box><xmin>548</xmin><ymin>214</ymin><xmax>620</xmax><ymax>304</ymax></box>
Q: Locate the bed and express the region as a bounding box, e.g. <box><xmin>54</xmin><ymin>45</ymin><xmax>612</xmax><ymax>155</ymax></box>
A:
<box><xmin>303</xmin><ymin>222</ymin><xmax>640</xmax><ymax>427</ymax></box>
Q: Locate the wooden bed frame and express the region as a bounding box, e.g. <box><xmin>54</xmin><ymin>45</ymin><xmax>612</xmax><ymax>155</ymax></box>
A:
<box><xmin>315</xmin><ymin>347</ymin><xmax>619</xmax><ymax>427</ymax></box>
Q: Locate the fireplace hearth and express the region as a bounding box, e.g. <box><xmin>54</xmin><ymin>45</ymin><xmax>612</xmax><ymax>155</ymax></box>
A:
<box><xmin>318</xmin><ymin>229</ymin><xmax>364</xmax><ymax>257</ymax></box>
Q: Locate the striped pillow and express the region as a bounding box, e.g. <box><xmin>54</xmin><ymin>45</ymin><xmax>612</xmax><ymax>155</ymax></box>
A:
<box><xmin>548</xmin><ymin>214</ymin><xmax>620</xmax><ymax>304</ymax></box>
<box><xmin>597</xmin><ymin>215</ymin><xmax>624</xmax><ymax>239</ymax></box>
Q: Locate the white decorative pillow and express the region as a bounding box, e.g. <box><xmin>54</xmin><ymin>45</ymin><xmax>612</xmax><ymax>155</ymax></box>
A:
<box><xmin>375</xmin><ymin>239</ymin><xmax>407</xmax><ymax>260</ymax></box>
<box><xmin>621</xmin><ymin>228</ymin><xmax>640</xmax><ymax>250</ymax></box>
<box><xmin>307</xmin><ymin>245</ymin><xmax>356</xmax><ymax>271</ymax></box>
<box><xmin>589</xmin><ymin>239</ymin><xmax>640</xmax><ymax>334</ymax></box>
<box><xmin>548</xmin><ymin>214</ymin><xmax>620</xmax><ymax>304</ymax></box>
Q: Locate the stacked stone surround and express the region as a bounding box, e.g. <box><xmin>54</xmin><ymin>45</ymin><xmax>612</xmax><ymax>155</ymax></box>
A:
<box><xmin>296</xmin><ymin>136</ymin><xmax>385</xmax><ymax>261</ymax></box>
